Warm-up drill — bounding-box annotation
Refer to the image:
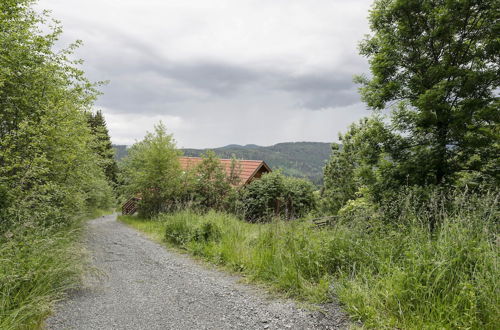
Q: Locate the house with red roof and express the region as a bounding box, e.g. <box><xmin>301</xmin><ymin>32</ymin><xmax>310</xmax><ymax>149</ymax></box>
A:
<box><xmin>178</xmin><ymin>156</ymin><xmax>272</xmax><ymax>187</ymax></box>
<box><xmin>122</xmin><ymin>156</ymin><xmax>271</xmax><ymax>215</ymax></box>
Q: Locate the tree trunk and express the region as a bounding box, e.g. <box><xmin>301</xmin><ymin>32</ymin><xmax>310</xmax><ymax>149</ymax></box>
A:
<box><xmin>435</xmin><ymin>121</ymin><xmax>449</xmax><ymax>185</ymax></box>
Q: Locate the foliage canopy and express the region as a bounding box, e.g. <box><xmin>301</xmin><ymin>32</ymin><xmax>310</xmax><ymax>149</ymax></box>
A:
<box><xmin>0</xmin><ymin>0</ymin><xmax>114</xmax><ymax>229</ymax></box>
<box><xmin>356</xmin><ymin>0</ymin><xmax>499</xmax><ymax>187</ymax></box>
<box><xmin>119</xmin><ymin>122</ymin><xmax>182</xmax><ymax>218</ymax></box>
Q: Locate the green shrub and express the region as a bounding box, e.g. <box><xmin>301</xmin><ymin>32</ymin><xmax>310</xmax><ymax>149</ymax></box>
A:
<box><xmin>191</xmin><ymin>151</ymin><xmax>232</xmax><ymax>211</ymax></box>
<box><xmin>119</xmin><ymin>122</ymin><xmax>182</xmax><ymax>218</ymax></box>
<box><xmin>0</xmin><ymin>1</ymin><xmax>115</xmax><ymax>327</ymax></box>
<box><xmin>333</xmin><ymin>190</ymin><xmax>499</xmax><ymax>329</ymax></box>
<box><xmin>193</xmin><ymin>221</ymin><xmax>223</xmax><ymax>242</ymax></box>
<box><xmin>240</xmin><ymin>171</ymin><xmax>316</xmax><ymax>222</ymax></box>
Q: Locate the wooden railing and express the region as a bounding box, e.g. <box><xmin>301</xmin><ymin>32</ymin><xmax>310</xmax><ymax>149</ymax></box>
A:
<box><xmin>122</xmin><ymin>197</ymin><xmax>141</xmax><ymax>215</ymax></box>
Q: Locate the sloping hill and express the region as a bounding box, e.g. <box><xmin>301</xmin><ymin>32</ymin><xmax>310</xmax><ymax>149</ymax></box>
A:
<box><xmin>183</xmin><ymin>142</ymin><xmax>333</xmax><ymax>185</ymax></box>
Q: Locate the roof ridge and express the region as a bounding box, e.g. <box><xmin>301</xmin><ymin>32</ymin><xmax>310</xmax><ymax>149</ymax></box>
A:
<box><xmin>180</xmin><ymin>156</ymin><xmax>265</xmax><ymax>162</ymax></box>
<box><xmin>178</xmin><ymin>156</ymin><xmax>272</xmax><ymax>186</ymax></box>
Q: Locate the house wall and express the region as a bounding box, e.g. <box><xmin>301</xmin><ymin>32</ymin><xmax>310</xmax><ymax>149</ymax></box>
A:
<box><xmin>247</xmin><ymin>166</ymin><xmax>270</xmax><ymax>184</ymax></box>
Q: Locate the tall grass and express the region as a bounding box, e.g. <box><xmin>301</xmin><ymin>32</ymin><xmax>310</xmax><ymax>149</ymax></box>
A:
<box><xmin>334</xmin><ymin>199</ymin><xmax>499</xmax><ymax>329</ymax></box>
<box><xmin>0</xmin><ymin>209</ymin><xmax>112</xmax><ymax>329</ymax></box>
<box><xmin>120</xmin><ymin>192</ymin><xmax>499</xmax><ymax>329</ymax></box>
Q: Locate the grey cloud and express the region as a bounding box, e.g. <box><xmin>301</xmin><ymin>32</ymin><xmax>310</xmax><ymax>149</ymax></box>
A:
<box><xmin>94</xmin><ymin>59</ymin><xmax>262</xmax><ymax>113</ymax></box>
<box><xmin>40</xmin><ymin>0</ymin><xmax>373</xmax><ymax>147</ymax></box>
<box><xmin>75</xmin><ymin>32</ymin><xmax>261</xmax><ymax>111</ymax></box>
<box><xmin>77</xmin><ymin>27</ymin><xmax>260</xmax><ymax>93</ymax></box>
<box><xmin>163</xmin><ymin>62</ymin><xmax>261</xmax><ymax>95</ymax></box>
<box><xmin>94</xmin><ymin>58</ymin><xmax>361</xmax><ymax>114</ymax></box>
<box><xmin>74</xmin><ymin>25</ymin><xmax>363</xmax><ymax>115</ymax></box>
<box><xmin>279</xmin><ymin>74</ymin><xmax>361</xmax><ymax>109</ymax></box>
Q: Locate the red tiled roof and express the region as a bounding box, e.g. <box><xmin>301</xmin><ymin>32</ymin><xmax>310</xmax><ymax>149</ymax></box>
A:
<box><xmin>179</xmin><ymin>157</ymin><xmax>271</xmax><ymax>186</ymax></box>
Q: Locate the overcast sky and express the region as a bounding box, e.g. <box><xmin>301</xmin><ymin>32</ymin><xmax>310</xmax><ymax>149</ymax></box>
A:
<box><xmin>38</xmin><ymin>0</ymin><xmax>373</xmax><ymax>148</ymax></box>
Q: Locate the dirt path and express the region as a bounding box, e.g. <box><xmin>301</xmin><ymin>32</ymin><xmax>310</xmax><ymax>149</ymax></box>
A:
<box><xmin>45</xmin><ymin>214</ymin><xmax>348</xmax><ymax>329</ymax></box>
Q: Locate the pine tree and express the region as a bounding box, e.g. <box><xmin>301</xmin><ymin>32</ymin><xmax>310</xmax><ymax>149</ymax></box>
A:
<box><xmin>87</xmin><ymin>110</ymin><xmax>118</xmax><ymax>184</ymax></box>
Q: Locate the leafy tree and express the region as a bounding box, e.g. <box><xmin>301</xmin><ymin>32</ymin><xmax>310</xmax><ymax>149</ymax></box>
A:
<box><xmin>119</xmin><ymin>122</ymin><xmax>182</xmax><ymax>217</ymax></box>
<box><xmin>192</xmin><ymin>151</ymin><xmax>231</xmax><ymax>210</ymax></box>
<box><xmin>0</xmin><ymin>0</ymin><xmax>113</xmax><ymax>229</ymax></box>
<box><xmin>356</xmin><ymin>0</ymin><xmax>500</xmax><ymax>187</ymax></box>
<box><xmin>322</xmin><ymin>117</ymin><xmax>401</xmax><ymax>214</ymax></box>
<box><xmin>282</xmin><ymin>176</ymin><xmax>317</xmax><ymax>219</ymax></box>
<box><xmin>227</xmin><ymin>155</ymin><xmax>242</xmax><ymax>186</ymax></box>
<box><xmin>87</xmin><ymin>110</ymin><xmax>118</xmax><ymax>184</ymax></box>
<box><xmin>322</xmin><ymin>145</ymin><xmax>357</xmax><ymax>215</ymax></box>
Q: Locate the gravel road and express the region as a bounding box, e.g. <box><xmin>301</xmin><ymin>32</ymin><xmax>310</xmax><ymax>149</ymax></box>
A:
<box><xmin>45</xmin><ymin>214</ymin><xmax>348</xmax><ymax>330</ymax></box>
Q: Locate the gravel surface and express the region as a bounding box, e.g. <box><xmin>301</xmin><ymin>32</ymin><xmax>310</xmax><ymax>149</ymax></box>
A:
<box><xmin>45</xmin><ymin>214</ymin><xmax>349</xmax><ymax>330</ymax></box>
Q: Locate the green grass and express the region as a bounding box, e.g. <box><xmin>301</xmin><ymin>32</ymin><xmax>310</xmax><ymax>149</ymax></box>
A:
<box><xmin>0</xmin><ymin>208</ymin><xmax>114</xmax><ymax>330</ymax></box>
<box><xmin>119</xmin><ymin>193</ymin><xmax>499</xmax><ymax>329</ymax></box>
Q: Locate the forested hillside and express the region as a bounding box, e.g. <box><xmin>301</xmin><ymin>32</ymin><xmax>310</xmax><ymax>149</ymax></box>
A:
<box><xmin>114</xmin><ymin>142</ymin><xmax>333</xmax><ymax>185</ymax></box>
<box><xmin>184</xmin><ymin>142</ymin><xmax>333</xmax><ymax>185</ymax></box>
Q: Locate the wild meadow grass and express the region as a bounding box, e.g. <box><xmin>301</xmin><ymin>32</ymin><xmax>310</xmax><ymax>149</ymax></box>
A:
<box><xmin>120</xmin><ymin>192</ymin><xmax>499</xmax><ymax>329</ymax></box>
<box><xmin>0</xmin><ymin>209</ymin><xmax>113</xmax><ymax>330</ymax></box>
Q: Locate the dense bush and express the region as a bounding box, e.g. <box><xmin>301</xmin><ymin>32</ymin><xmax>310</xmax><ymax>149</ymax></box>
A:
<box><xmin>321</xmin><ymin>117</ymin><xmax>400</xmax><ymax>214</ymax></box>
<box><xmin>163</xmin><ymin>211</ymin><xmax>223</xmax><ymax>246</ymax></box>
<box><xmin>240</xmin><ymin>171</ymin><xmax>316</xmax><ymax>221</ymax></box>
<box><xmin>163</xmin><ymin>212</ymin><xmax>194</xmax><ymax>246</ymax></box>
<box><xmin>193</xmin><ymin>221</ymin><xmax>223</xmax><ymax>243</ymax></box>
<box><xmin>333</xmin><ymin>190</ymin><xmax>499</xmax><ymax>329</ymax></box>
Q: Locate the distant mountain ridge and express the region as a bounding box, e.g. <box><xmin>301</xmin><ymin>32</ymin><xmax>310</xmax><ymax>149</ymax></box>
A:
<box><xmin>113</xmin><ymin>141</ymin><xmax>334</xmax><ymax>185</ymax></box>
<box><xmin>183</xmin><ymin>142</ymin><xmax>334</xmax><ymax>185</ymax></box>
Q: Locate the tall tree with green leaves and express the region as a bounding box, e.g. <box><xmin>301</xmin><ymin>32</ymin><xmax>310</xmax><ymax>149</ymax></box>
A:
<box><xmin>356</xmin><ymin>0</ymin><xmax>499</xmax><ymax>187</ymax></box>
<box><xmin>120</xmin><ymin>122</ymin><xmax>182</xmax><ymax>217</ymax></box>
<box><xmin>0</xmin><ymin>0</ymin><xmax>114</xmax><ymax>229</ymax></box>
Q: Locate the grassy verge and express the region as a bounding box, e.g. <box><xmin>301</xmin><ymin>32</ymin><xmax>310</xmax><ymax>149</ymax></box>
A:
<box><xmin>0</xmin><ymin>208</ymin><xmax>114</xmax><ymax>329</ymax></box>
<box><xmin>119</xmin><ymin>193</ymin><xmax>498</xmax><ymax>329</ymax></box>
